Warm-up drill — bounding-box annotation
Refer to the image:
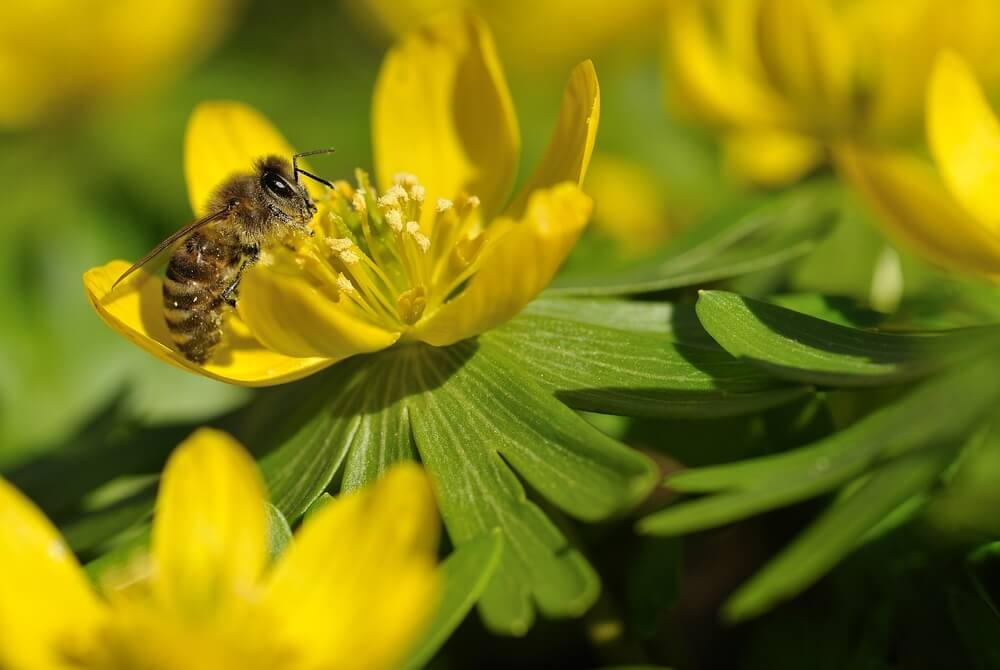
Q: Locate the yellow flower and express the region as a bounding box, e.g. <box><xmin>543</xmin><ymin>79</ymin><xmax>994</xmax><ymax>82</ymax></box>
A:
<box><xmin>84</xmin><ymin>12</ymin><xmax>599</xmax><ymax>386</ymax></box>
<box><xmin>0</xmin><ymin>0</ymin><xmax>238</xmax><ymax>128</ymax></box>
<box><xmin>0</xmin><ymin>428</ymin><xmax>439</xmax><ymax>670</ymax></box>
<box><xmin>838</xmin><ymin>52</ymin><xmax>1000</xmax><ymax>280</ymax></box>
<box><xmin>584</xmin><ymin>153</ymin><xmax>673</xmax><ymax>256</ymax></box>
<box><xmin>345</xmin><ymin>0</ymin><xmax>662</xmax><ymax>71</ymax></box>
<box><xmin>664</xmin><ymin>0</ymin><xmax>1000</xmax><ymax>186</ymax></box>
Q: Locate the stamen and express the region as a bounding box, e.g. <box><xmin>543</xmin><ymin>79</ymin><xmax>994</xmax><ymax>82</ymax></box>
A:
<box><xmin>352</xmin><ymin>191</ymin><xmax>366</xmax><ymax>213</ymax></box>
<box><xmin>385</xmin><ymin>208</ymin><xmax>404</xmax><ymax>233</ymax></box>
<box><xmin>436</xmin><ymin>198</ymin><xmax>453</xmax><ymax>212</ymax></box>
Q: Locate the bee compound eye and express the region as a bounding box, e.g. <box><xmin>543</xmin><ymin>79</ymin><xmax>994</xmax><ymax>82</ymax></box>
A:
<box><xmin>263</xmin><ymin>171</ymin><xmax>292</xmax><ymax>198</ymax></box>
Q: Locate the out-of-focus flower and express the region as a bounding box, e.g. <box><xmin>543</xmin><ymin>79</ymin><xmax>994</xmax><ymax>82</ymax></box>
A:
<box><xmin>84</xmin><ymin>13</ymin><xmax>599</xmax><ymax>386</ymax></box>
<box><xmin>838</xmin><ymin>52</ymin><xmax>1000</xmax><ymax>280</ymax></box>
<box><xmin>585</xmin><ymin>153</ymin><xmax>672</xmax><ymax>256</ymax></box>
<box><xmin>0</xmin><ymin>0</ymin><xmax>238</xmax><ymax>129</ymax></box>
<box><xmin>345</xmin><ymin>0</ymin><xmax>662</xmax><ymax>71</ymax></box>
<box><xmin>0</xmin><ymin>428</ymin><xmax>439</xmax><ymax>670</ymax></box>
<box><xmin>665</xmin><ymin>0</ymin><xmax>1000</xmax><ymax>186</ymax></box>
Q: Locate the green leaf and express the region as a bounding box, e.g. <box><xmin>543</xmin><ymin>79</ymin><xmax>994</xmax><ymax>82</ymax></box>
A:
<box><xmin>695</xmin><ymin>291</ymin><xmax>998</xmax><ymax>386</ymax></box>
<box><xmin>226</xmin><ymin>338</ymin><xmax>657</xmax><ymax>635</ymax></box>
<box><xmin>486</xmin><ymin>298</ymin><xmax>810</xmax><ymax>418</ymax></box>
<box><xmin>399</xmin><ymin>530</ymin><xmax>504</xmax><ymax>670</ymax></box>
<box><xmin>265</xmin><ymin>503</ymin><xmax>292</xmax><ymax>562</ymax></box>
<box><xmin>639</xmin><ymin>354</ymin><xmax>1000</xmax><ymax>621</ymax></box>
<box><xmin>640</xmin><ymin>356</ymin><xmax>1000</xmax><ymax>531</ymax></box>
<box><xmin>549</xmin><ymin>183</ymin><xmax>838</xmax><ymax>296</ymax></box>
<box><xmin>409</xmin><ymin>340</ymin><xmax>657</xmax><ymax>634</ymax></box>
<box><xmin>724</xmin><ymin>445</ymin><xmax>956</xmax><ymax>622</ymax></box>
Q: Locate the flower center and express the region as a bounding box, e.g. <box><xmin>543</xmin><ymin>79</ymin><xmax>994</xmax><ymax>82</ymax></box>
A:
<box><xmin>296</xmin><ymin>170</ymin><xmax>487</xmax><ymax>333</ymax></box>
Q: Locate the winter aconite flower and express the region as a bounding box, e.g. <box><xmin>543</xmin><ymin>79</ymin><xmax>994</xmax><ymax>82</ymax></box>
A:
<box><xmin>84</xmin><ymin>12</ymin><xmax>598</xmax><ymax>386</ymax></box>
<box><xmin>0</xmin><ymin>428</ymin><xmax>439</xmax><ymax>670</ymax></box>
<box><xmin>85</xmin><ymin>13</ymin><xmax>658</xmax><ymax>636</ymax></box>
<box><xmin>664</xmin><ymin>0</ymin><xmax>1000</xmax><ymax>185</ymax></box>
<box><xmin>839</xmin><ymin>52</ymin><xmax>1000</xmax><ymax>280</ymax></box>
<box><xmin>0</xmin><ymin>0</ymin><xmax>238</xmax><ymax>128</ymax></box>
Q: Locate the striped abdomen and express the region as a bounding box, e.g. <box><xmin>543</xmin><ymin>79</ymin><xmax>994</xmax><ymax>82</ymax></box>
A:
<box><xmin>162</xmin><ymin>229</ymin><xmax>243</xmax><ymax>364</ymax></box>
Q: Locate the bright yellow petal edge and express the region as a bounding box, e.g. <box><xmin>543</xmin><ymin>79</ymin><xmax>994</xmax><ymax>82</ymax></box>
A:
<box><xmin>836</xmin><ymin>144</ymin><xmax>1000</xmax><ymax>279</ymax></box>
<box><xmin>150</xmin><ymin>428</ymin><xmax>269</xmax><ymax>618</ymax></box>
<box><xmin>927</xmin><ymin>50</ymin><xmax>1000</xmax><ymax>232</ymax></box>
<box><xmin>83</xmin><ymin>261</ymin><xmax>335</xmax><ymax>386</ymax></box>
<box><xmin>0</xmin><ymin>479</ymin><xmax>105</xmax><ymax>669</ymax></box>
<box><xmin>415</xmin><ymin>183</ymin><xmax>593</xmax><ymax>346</ymax></box>
<box><xmin>0</xmin><ymin>429</ymin><xmax>440</xmax><ymax>670</ymax></box>
<box><xmin>264</xmin><ymin>462</ymin><xmax>440</xmax><ymax>669</ymax></box>
<box><xmin>373</xmin><ymin>11</ymin><xmax>520</xmax><ymax>222</ymax></box>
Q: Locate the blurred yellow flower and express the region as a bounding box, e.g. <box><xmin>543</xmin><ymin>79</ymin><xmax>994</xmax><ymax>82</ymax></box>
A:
<box><xmin>665</xmin><ymin>0</ymin><xmax>1000</xmax><ymax>185</ymax></box>
<box><xmin>84</xmin><ymin>13</ymin><xmax>599</xmax><ymax>386</ymax></box>
<box><xmin>346</xmin><ymin>0</ymin><xmax>662</xmax><ymax>71</ymax></box>
<box><xmin>838</xmin><ymin>52</ymin><xmax>1000</xmax><ymax>280</ymax></box>
<box><xmin>585</xmin><ymin>153</ymin><xmax>672</xmax><ymax>256</ymax></box>
<box><xmin>0</xmin><ymin>428</ymin><xmax>439</xmax><ymax>670</ymax></box>
<box><xmin>0</xmin><ymin>0</ymin><xmax>238</xmax><ymax>129</ymax></box>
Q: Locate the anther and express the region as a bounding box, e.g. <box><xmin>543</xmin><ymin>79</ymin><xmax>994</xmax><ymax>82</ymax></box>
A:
<box><xmin>386</xmin><ymin>209</ymin><xmax>404</xmax><ymax>232</ymax></box>
<box><xmin>436</xmin><ymin>198</ymin><xmax>453</xmax><ymax>212</ymax></box>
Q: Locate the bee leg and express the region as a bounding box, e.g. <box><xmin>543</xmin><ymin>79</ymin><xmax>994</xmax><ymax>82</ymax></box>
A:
<box><xmin>221</xmin><ymin>246</ymin><xmax>260</xmax><ymax>306</ymax></box>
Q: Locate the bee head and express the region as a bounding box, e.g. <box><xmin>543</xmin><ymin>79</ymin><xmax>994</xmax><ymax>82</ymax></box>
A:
<box><xmin>256</xmin><ymin>155</ymin><xmax>317</xmax><ymax>228</ymax></box>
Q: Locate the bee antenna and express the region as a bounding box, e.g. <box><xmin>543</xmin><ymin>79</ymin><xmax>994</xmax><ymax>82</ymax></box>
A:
<box><xmin>293</xmin><ymin>148</ymin><xmax>336</xmax><ymax>188</ymax></box>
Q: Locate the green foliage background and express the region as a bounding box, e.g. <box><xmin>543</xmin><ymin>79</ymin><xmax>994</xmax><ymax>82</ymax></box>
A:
<box><xmin>2</xmin><ymin>2</ymin><xmax>1000</xmax><ymax>669</ymax></box>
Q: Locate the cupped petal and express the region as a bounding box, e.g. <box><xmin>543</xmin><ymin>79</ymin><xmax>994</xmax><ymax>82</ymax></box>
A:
<box><xmin>664</xmin><ymin>0</ymin><xmax>793</xmax><ymax>129</ymax></box>
<box><xmin>238</xmin><ymin>265</ymin><xmax>401</xmax><ymax>359</ymax></box>
<box><xmin>151</xmin><ymin>428</ymin><xmax>269</xmax><ymax>618</ymax></box>
<box><xmin>0</xmin><ymin>478</ymin><xmax>105</xmax><ymax>669</ymax></box>
<box><xmin>84</xmin><ymin>261</ymin><xmax>335</xmax><ymax>386</ymax></box>
<box><xmin>264</xmin><ymin>463</ymin><xmax>440</xmax><ymax>670</ymax></box>
<box><xmin>722</xmin><ymin>128</ymin><xmax>825</xmax><ymax>186</ymax></box>
<box><xmin>184</xmin><ymin>101</ymin><xmax>321</xmax><ymax>216</ymax></box>
<box><xmin>415</xmin><ymin>183</ymin><xmax>592</xmax><ymax>346</ymax></box>
<box><xmin>837</xmin><ymin>144</ymin><xmax>1000</xmax><ymax>279</ymax></box>
<box><xmin>506</xmin><ymin>60</ymin><xmax>600</xmax><ymax>218</ymax></box>
<box><xmin>755</xmin><ymin>0</ymin><xmax>851</xmax><ymax>125</ymax></box>
<box><xmin>927</xmin><ymin>51</ymin><xmax>1000</xmax><ymax>231</ymax></box>
<box><xmin>373</xmin><ymin>12</ymin><xmax>519</xmax><ymax>221</ymax></box>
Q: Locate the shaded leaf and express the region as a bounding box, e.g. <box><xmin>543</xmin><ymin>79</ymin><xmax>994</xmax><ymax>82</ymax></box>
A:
<box><xmin>265</xmin><ymin>502</ymin><xmax>292</xmax><ymax>561</ymax></box>
<box><xmin>410</xmin><ymin>341</ymin><xmax>657</xmax><ymax>633</ymax></box>
<box><xmin>696</xmin><ymin>291</ymin><xmax>998</xmax><ymax>386</ymax></box>
<box><xmin>487</xmin><ymin>298</ymin><xmax>810</xmax><ymax>418</ymax></box>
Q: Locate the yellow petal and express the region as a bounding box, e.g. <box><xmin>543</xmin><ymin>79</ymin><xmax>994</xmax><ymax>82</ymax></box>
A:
<box><xmin>83</xmin><ymin>261</ymin><xmax>334</xmax><ymax>387</ymax></box>
<box><xmin>927</xmin><ymin>51</ymin><xmax>1000</xmax><ymax>231</ymax></box>
<box><xmin>151</xmin><ymin>428</ymin><xmax>269</xmax><ymax>618</ymax></box>
<box><xmin>722</xmin><ymin>129</ymin><xmax>825</xmax><ymax>186</ymax></box>
<box><xmin>184</xmin><ymin>101</ymin><xmax>321</xmax><ymax>217</ymax></box>
<box><xmin>237</xmin><ymin>264</ymin><xmax>401</xmax><ymax>359</ymax></box>
<box><xmin>506</xmin><ymin>60</ymin><xmax>600</xmax><ymax>218</ymax></box>
<box><xmin>0</xmin><ymin>478</ymin><xmax>104</xmax><ymax>669</ymax></box>
<box><xmin>373</xmin><ymin>12</ymin><xmax>519</xmax><ymax>221</ymax></box>
<box><xmin>264</xmin><ymin>463</ymin><xmax>440</xmax><ymax>670</ymax></box>
<box><xmin>663</xmin><ymin>0</ymin><xmax>793</xmax><ymax>129</ymax></box>
<box><xmin>755</xmin><ymin>0</ymin><xmax>851</xmax><ymax>126</ymax></box>
<box><xmin>416</xmin><ymin>183</ymin><xmax>592</xmax><ymax>346</ymax></box>
<box><xmin>837</xmin><ymin>144</ymin><xmax>1000</xmax><ymax>279</ymax></box>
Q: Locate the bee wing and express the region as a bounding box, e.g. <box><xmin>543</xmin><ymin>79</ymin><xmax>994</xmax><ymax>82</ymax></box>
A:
<box><xmin>112</xmin><ymin>204</ymin><xmax>236</xmax><ymax>290</ymax></box>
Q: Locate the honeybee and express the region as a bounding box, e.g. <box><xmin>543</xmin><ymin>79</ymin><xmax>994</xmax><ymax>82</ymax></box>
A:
<box><xmin>115</xmin><ymin>149</ymin><xmax>334</xmax><ymax>363</ymax></box>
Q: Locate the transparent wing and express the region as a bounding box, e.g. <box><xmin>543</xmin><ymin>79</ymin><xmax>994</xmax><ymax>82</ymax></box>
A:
<box><xmin>112</xmin><ymin>203</ymin><xmax>236</xmax><ymax>289</ymax></box>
